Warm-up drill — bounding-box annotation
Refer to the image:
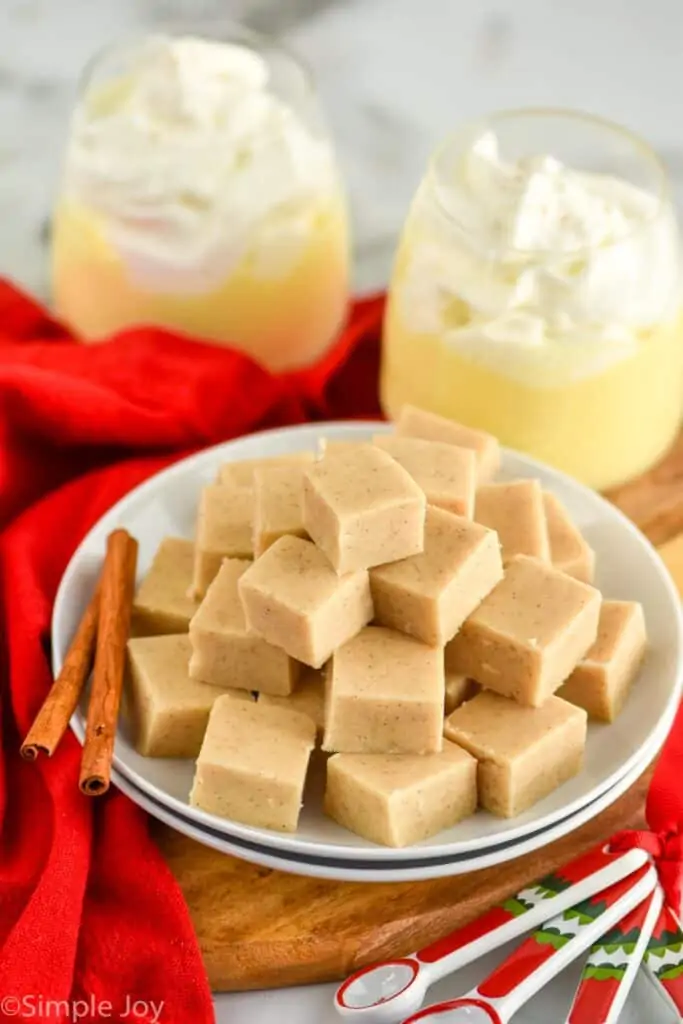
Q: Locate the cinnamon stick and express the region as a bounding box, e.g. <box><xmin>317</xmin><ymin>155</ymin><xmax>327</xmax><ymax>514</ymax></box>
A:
<box><xmin>79</xmin><ymin>529</ymin><xmax>138</xmax><ymax>796</ymax></box>
<box><xmin>21</xmin><ymin>585</ymin><xmax>101</xmax><ymax>760</ymax></box>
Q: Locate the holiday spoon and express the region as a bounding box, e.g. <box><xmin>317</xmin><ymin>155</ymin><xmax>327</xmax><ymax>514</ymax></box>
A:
<box><xmin>565</xmin><ymin>884</ymin><xmax>664</xmax><ymax>1023</ymax></box>
<box><xmin>334</xmin><ymin>842</ymin><xmax>648</xmax><ymax>1022</ymax></box>
<box><xmin>400</xmin><ymin>862</ymin><xmax>657</xmax><ymax>1024</ymax></box>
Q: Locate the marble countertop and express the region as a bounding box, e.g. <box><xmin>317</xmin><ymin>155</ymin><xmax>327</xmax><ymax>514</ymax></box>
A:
<box><xmin>2</xmin><ymin>0</ymin><xmax>683</xmax><ymax>298</ymax></box>
<box><xmin>1</xmin><ymin>3</ymin><xmax>682</xmax><ymax>1020</ymax></box>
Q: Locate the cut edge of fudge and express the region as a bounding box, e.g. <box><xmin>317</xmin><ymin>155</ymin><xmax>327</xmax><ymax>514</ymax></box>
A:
<box><xmin>238</xmin><ymin>535</ymin><xmax>374</xmax><ymax>669</ymax></box>
<box><xmin>190</xmin><ymin>696</ymin><xmax>316</xmax><ymax>832</ymax></box>
<box><xmin>302</xmin><ymin>444</ymin><xmax>427</xmax><ymax>574</ymax></box>
<box><xmin>446</xmin><ymin>555</ymin><xmax>602</xmax><ymax>706</ymax></box>
<box><xmin>324</xmin><ymin>742</ymin><xmax>477</xmax><ymax>846</ymax></box>
<box><xmin>474</xmin><ymin>479</ymin><xmax>551</xmax><ymax>565</ymax></box>
<box><xmin>444</xmin><ymin>690</ymin><xmax>587</xmax><ymax>817</ymax></box>
<box><xmin>558</xmin><ymin>600</ymin><xmax>647</xmax><ymax>721</ymax></box>
<box><xmin>132</xmin><ymin>536</ymin><xmax>198</xmax><ymax>636</ymax></box>
<box><xmin>543</xmin><ymin>491</ymin><xmax>596</xmax><ymax>584</ymax></box>
<box><xmin>395</xmin><ymin>404</ymin><xmax>501</xmax><ymax>483</ymax></box>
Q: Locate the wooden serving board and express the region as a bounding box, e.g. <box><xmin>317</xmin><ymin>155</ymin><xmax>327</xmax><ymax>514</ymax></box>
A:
<box><xmin>149</xmin><ymin>436</ymin><xmax>683</xmax><ymax>993</ymax></box>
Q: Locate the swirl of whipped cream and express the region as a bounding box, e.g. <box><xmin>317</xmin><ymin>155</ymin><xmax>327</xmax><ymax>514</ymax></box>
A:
<box><xmin>399</xmin><ymin>131</ymin><xmax>680</xmax><ymax>386</ymax></box>
<box><xmin>62</xmin><ymin>35</ymin><xmax>339</xmax><ymax>290</ymax></box>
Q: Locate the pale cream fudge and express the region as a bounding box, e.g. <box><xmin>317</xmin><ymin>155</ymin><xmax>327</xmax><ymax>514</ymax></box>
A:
<box><xmin>259</xmin><ymin>666</ymin><xmax>326</xmax><ymax>738</ymax></box>
<box><xmin>132</xmin><ymin>537</ymin><xmax>198</xmax><ymax>636</ymax></box>
<box><xmin>253</xmin><ymin>464</ymin><xmax>309</xmax><ymax>557</ymax></box>
<box><xmin>369</xmin><ymin>507</ymin><xmax>503</xmax><ymax>646</ymax></box>
<box><xmin>218</xmin><ymin>452</ymin><xmax>315</xmax><ymax>488</ymax></box>
<box><xmin>475</xmin><ymin>480</ymin><xmax>550</xmax><ymax>565</ymax></box>
<box><xmin>126</xmin><ymin>634</ymin><xmax>250</xmax><ymax>758</ymax></box>
<box><xmin>192</xmin><ymin>484</ymin><xmax>254</xmax><ymax>598</ymax></box>
<box><xmin>318</xmin><ymin>439</ymin><xmax>363</xmax><ymax>458</ymax></box>
<box><xmin>238</xmin><ymin>535</ymin><xmax>373</xmax><ymax>668</ymax></box>
<box><xmin>324</xmin><ymin>742</ymin><xmax>477</xmax><ymax>847</ymax></box>
<box><xmin>446</xmin><ymin>555</ymin><xmax>601</xmax><ymax>706</ymax></box>
<box><xmin>445</xmin><ymin>672</ymin><xmax>479</xmax><ymax>715</ymax></box>
<box><xmin>396</xmin><ymin>404</ymin><xmax>500</xmax><ymax>483</ymax></box>
<box><xmin>189</xmin><ymin>559</ymin><xmax>299</xmax><ymax>695</ymax></box>
<box><xmin>190</xmin><ymin>696</ymin><xmax>316</xmax><ymax>832</ymax></box>
<box><xmin>372</xmin><ymin>435</ymin><xmax>476</xmax><ymax>517</ymax></box>
<box><xmin>302</xmin><ymin>445</ymin><xmax>426</xmax><ymax>574</ymax></box>
<box><xmin>444</xmin><ymin>690</ymin><xmax>587</xmax><ymax>817</ymax></box>
<box><xmin>323</xmin><ymin>626</ymin><xmax>444</xmax><ymax>754</ymax></box>
<box><xmin>558</xmin><ymin>601</ymin><xmax>647</xmax><ymax>721</ymax></box>
<box><xmin>543</xmin><ymin>491</ymin><xmax>596</xmax><ymax>584</ymax></box>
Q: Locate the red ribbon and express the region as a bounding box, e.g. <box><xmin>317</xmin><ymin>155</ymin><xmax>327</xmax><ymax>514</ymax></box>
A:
<box><xmin>610</xmin><ymin>701</ymin><xmax>683</xmax><ymax>914</ymax></box>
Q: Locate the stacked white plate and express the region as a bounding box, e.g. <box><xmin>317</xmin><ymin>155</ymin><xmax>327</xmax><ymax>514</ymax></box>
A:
<box><xmin>53</xmin><ymin>423</ymin><xmax>683</xmax><ymax>882</ymax></box>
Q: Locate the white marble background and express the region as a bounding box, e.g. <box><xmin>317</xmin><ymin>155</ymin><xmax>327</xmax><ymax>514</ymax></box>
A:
<box><xmin>1</xmin><ymin>2</ymin><xmax>681</xmax><ymax>1020</ymax></box>
<box><xmin>1</xmin><ymin>0</ymin><xmax>683</xmax><ymax>298</ymax></box>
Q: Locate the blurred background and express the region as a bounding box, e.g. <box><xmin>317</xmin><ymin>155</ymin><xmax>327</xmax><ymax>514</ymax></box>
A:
<box><xmin>1</xmin><ymin>0</ymin><xmax>681</xmax><ymax>297</ymax></box>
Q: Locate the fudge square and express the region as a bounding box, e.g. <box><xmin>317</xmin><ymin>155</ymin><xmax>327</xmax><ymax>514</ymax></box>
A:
<box><xmin>372</xmin><ymin>435</ymin><xmax>476</xmax><ymax>517</ymax></box>
<box><xmin>475</xmin><ymin>480</ymin><xmax>550</xmax><ymax>565</ymax></box>
<box><xmin>446</xmin><ymin>555</ymin><xmax>601</xmax><ymax>706</ymax></box>
<box><xmin>189</xmin><ymin>559</ymin><xmax>298</xmax><ymax>695</ymax></box>
<box><xmin>238</xmin><ymin>535</ymin><xmax>373</xmax><ymax>669</ymax></box>
<box><xmin>395</xmin><ymin>404</ymin><xmax>500</xmax><ymax>483</ymax></box>
<box><xmin>190</xmin><ymin>697</ymin><xmax>316</xmax><ymax>832</ymax></box>
<box><xmin>132</xmin><ymin>537</ymin><xmax>198</xmax><ymax>636</ymax></box>
<box><xmin>324</xmin><ymin>742</ymin><xmax>477</xmax><ymax>847</ymax></box>
<box><xmin>218</xmin><ymin>452</ymin><xmax>315</xmax><ymax>488</ymax></box>
<box><xmin>445</xmin><ymin>672</ymin><xmax>478</xmax><ymax>715</ymax></box>
<box><xmin>444</xmin><ymin>690</ymin><xmax>587</xmax><ymax>817</ymax></box>
<box><xmin>253</xmin><ymin>463</ymin><xmax>309</xmax><ymax>557</ymax></box>
<box><xmin>192</xmin><ymin>484</ymin><xmax>254</xmax><ymax>598</ymax></box>
<box><xmin>259</xmin><ymin>666</ymin><xmax>327</xmax><ymax>739</ymax></box>
<box><xmin>126</xmin><ymin>634</ymin><xmax>250</xmax><ymax>758</ymax></box>
<box><xmin>370</xmin><ymin>507</ymin><xmax>503</xmax><ymax>646</ymax></box>
<box><xmin>558</xmin><ymin>601</ymin><xmax>647</xmax><ymax>722</ymax></box>
<box><xmin>543</xmin><ymin>491</ymin><xmax>595</xmax><ymax>584</ymax></box>
<box><xmin>302</xmin><ymin>444</ymin><xmax>426</xmax><ymax>574</ymax></box>
<box><xmin>323</xmin><ymin>626</ymin><xmax>444</xmax><ymax>754</ymax></box>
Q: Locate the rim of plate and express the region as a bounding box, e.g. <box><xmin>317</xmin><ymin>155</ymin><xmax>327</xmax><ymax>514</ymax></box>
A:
<box><xmin>108</xmin><ymin>733</ymin><xmax>656</xmax><ymax>882</ymax></box>
<box><xmin>52</xmin><ymin>421</ymin><xmax>683</xmax><ymax>862</ymax></box>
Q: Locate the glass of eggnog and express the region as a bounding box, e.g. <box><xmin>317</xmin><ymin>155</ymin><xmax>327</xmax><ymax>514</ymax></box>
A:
<box><xmin>51</xmin><ymin>27</ymin><xmax>350</xmax><ymax>371</ymax></box>
<box><xmin>381</xmin><ymin>109</ymin><xmax>682</xmax><ymax>489</ymax></box>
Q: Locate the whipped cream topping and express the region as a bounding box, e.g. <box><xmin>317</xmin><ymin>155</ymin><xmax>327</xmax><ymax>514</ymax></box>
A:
<box><xmin>399</xmin><ymin>130</ymin><xmax>680</xmax><ymax>385</ymax></box>
<box><xmin>62</xmin><ymin>36</ymin><xmax>340</xmax><ymax>290</ymax></box>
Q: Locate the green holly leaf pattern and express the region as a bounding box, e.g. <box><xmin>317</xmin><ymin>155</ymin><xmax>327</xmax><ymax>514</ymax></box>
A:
<box><xmin>502</xmin><ymin>897</ymin><xmax>532</xmax><ymax>918</ymax></box>
<box><xmin>596</xmin><ymin>926</ymin><xmax>642</xmax><ymax>948</ymax></box>
<box><xmin>646</xmin><ymin>929</ymin><xmax>683</xmax><ymax>959</ymax></box>
<box><xmin>657</xmin><ymin>964</ymin><xmax>683</xmax><ymax>981</ymax></box>
<box><xmin>584</xmin><ymin>965</ymin><xmax>628</xmax><ymax>981</ymax></box>
<box><xmin>565</xmin><ymin>899</ymin><xmax>608</xmax><ymax>922</ymax></box>
<box><xmin>536</xmin><ymin>872</ymin><xmax>573</xmax><ymax>895</ymax></box>
<box><xmin>535</xmin><ymin>927</ymin><xmax>570</xmax><ymax>951</ymax></box>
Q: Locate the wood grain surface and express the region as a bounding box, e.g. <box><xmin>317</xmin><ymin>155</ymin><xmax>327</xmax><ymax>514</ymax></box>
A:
<box><xmin>151</xmin><ymin>434</ymin><xmax>683</xmax><ymax>993</ymax></box>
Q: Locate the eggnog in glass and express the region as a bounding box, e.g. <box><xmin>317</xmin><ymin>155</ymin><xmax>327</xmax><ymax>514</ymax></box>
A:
<box><xmin>52</xmin><ymin>28</ymin><xmax>349</xmax><ymax>370</ymax></box>
<box><xmin>382</xmin><ymin>110</ymin><xmax>682</xmax><ymax>489</ymax></box>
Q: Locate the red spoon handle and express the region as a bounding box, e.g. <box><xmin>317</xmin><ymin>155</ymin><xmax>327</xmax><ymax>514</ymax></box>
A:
<box><xmin>416</xmin><ymin>842</ymin><xmax>646</xmax><ymax>964</ymax></box>
<box><xmin>643</xmin><ymin>899</ymin><xmax>683</xmax><ymax>1014</ymax></box>
<box><xmin>566</xmin><ymin>886</ymin><xmax>663</xmax><ymax>1023</ymax></box>
<box><xmin>477</xmin><ymin>863</ymin><xmax>653</xmax><ymax>1001</ymax></box>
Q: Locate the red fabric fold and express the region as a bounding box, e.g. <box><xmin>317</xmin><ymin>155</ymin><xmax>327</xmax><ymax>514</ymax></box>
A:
<box><xmin>0</xmin><ymin>280</ymin><xmax>385</xmax><ymax>1022</ymax></box>
<box><xmin>611</xmin><ymin>702</ymin><xmax>683</xmax><ymax>917</ymax></box>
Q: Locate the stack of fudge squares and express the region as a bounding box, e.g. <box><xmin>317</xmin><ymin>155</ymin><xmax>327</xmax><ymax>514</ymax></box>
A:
<box><xmin>126</xmin><ymin>404</ymin><xmax>648</xmax><ymax>848</ymax></box>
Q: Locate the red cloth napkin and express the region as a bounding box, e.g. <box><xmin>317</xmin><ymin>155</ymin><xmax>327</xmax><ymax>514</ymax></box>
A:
<box><xmin>0</xmin><ymin>280</ymin><xmax>385</xmax><ymax>1023</ymax></box>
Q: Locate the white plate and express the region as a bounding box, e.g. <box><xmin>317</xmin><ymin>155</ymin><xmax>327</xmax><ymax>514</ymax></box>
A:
<box><xmin>108</xmin><ymin>734</ymin><xmax>657</xmax><ymax>882</ymax></box>
<box><xmin>53</xmin><ymin>421</ymin><xmax>683</xmax><ymax>865</ymax></box>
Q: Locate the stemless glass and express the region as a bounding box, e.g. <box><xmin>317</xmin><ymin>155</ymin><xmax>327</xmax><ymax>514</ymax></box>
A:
<box><xmin>381</xmin><ymin>109</ymin><xmax>683</xmax><ymax>490</ymax></box>
<box><xmin>51</xmin><ymin>25</ymin><xmax>350</xmax><ymax>371</ymax></box>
